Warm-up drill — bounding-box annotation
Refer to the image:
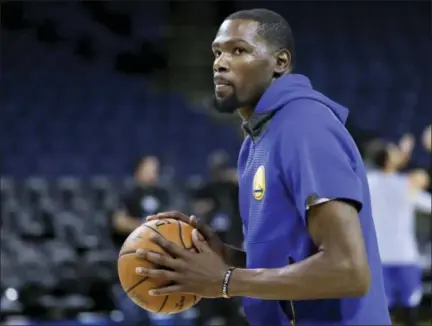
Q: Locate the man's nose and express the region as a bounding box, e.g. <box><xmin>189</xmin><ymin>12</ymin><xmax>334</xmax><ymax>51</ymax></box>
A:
<box><xmin>213</xmin><ymin>54</ymin><xmax>230</xmax><ymax>73</ymax></box>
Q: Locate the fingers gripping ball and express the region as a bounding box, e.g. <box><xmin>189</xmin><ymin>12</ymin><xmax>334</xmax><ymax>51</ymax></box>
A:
<box><xmin>118</xmin><ymin>219</ymin><xmax>201</xmax><ymax>314</ymax></box>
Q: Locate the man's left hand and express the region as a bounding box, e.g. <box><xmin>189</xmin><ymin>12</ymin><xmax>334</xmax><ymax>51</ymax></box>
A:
<box><xmin>135</xmin><ymin>229</ymin><xmax>229</xmax><ymax>298</ymax></box>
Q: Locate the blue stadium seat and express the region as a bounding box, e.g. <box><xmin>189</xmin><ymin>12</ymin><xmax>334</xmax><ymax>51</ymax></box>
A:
<box><xmin>1</xmin><ymin>2</ymin><xmax>430</xmax><ymax>177</ymax></box>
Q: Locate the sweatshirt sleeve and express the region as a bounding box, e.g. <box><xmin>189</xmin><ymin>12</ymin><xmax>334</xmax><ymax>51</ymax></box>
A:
<box><xmin>280</xmin><ymin>118</ymin><xmax>364</xmax><ymax>224</ymax></box>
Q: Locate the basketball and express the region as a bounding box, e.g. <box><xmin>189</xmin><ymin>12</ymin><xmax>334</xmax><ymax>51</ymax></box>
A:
<box><xmin>117</xmin><ymin>219</ymin><xmax>201</xmax><ymax>314</ymax></box>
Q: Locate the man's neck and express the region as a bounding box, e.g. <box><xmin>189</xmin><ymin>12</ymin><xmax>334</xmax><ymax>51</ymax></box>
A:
<box><xmin>237</xmin><ymin>107</ymin><xmax>254</xmax><ymax>121</ymax></box>
<box><xmin>237</xmin><ymin>75</ymin><xmax>283</xmax><ymax>121</ymax></box>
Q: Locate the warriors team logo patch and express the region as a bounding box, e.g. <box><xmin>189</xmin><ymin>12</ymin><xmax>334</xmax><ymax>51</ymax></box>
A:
<box><xmin>252</xmin><ymin>165</ymin><xmax>266</xmax><ymax>200</ymax></box>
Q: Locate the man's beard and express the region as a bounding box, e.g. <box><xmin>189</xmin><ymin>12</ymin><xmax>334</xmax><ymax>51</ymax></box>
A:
<box><xmin>211</xmin><ymin>92</ymin><xmax>241</xmax><ymax>114</ymax></box>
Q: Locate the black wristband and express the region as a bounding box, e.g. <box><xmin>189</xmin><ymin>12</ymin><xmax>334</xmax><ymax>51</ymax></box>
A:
<box><xmin>222</xmin><ymin>266</ymin><xmax>236</xmax><ymax>299</ymax></box>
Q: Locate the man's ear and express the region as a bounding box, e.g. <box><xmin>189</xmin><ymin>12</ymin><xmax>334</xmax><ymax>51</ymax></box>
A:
<box><xmin>273</xmin><ymin>49</ymin><xmax>291</xmax><ymax>77</ymax></box>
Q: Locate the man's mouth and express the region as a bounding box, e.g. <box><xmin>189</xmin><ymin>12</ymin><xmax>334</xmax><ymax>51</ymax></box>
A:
<box><xmin>215</xmin><ymin>84</ymin><xmax>232</xmax><ymax>91</ymax></box>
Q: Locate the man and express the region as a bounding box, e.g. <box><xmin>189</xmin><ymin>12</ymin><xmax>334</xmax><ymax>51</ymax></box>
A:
<box><xmin>190</xmin><ymin>150</ymin><xmax>241</xmax><ymax>246</ymax></box>
<box><xmin>189</xmin><ymin>151</ymin><xmax>245</xmax><ymax>325</ymax></box>
<box><xmin>136</xmin><ymin>9</ymin><xmax>391</xmax><ymax>325</ymax></box>
<box><xmin>112</xmin><ymin>156</ymin><xmax>170</xmax><ymax>247</ymax></box>
<box><xmin>112</xmin><ymin>156</ymin><xmax>170</xmax><ymax>326</ymax></box>
<box><xmin>366</xmin><ymin>137</ymin><xmax>431</xmax><ymax>326</ymax></box>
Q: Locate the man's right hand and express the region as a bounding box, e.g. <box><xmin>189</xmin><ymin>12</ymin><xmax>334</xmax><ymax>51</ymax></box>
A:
<box><xmin>146</xmin><ymin>211</ymin><xmax>227</xmax><ymax>261</ymax></box>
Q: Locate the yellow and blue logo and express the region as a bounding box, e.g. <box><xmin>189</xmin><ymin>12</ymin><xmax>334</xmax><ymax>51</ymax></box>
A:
<box><xmin>252</xmin><ymin>165</ymin><xmax>266</xmax><ymax>200</ymax></box>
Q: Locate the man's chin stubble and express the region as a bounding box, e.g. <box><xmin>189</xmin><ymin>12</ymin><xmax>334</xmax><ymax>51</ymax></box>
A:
<box><xmin>212</xmin><ymin>94</ymin><xmax>240</xmax><ymax>114</ymax></box>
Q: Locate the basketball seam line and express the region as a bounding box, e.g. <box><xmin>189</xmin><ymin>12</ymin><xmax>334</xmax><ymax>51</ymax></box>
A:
<box><xmin>157</xmin><ymin>294</ymin><xmax>170</xmax><ymax>313</ymax></box>
<box><xmin>143</xmin><ymin>224</ymin><xmax>164</xmax><ymax>238</ymax></box>
<box><xmin>143</xmin><ymin>224</ymin><xmax>175</xmax><ymax>258</ymax></box>
<box><xmin>118</xmin><ymin>250</ymin><xmax>136</xmax><ymax>256</ymax></box>
<box><xmin>119</xmin><ymin>247</ymin><xmax>193</xmax><ymax>257</ymax></box>
<box><xmin>126</xmin><ymin>276</ymin><xmax>149</xmax><ymax>293</ymax></box>
<box><xmin>121</xmin><ymin>222</ymin><xmax>197</xmax><ymax>311</ymax></box>
<box><xmin>122</xmin><ymin>225</ymin><xmax>170</xmax><ymax>294</ymax></box>
<box><xmin>176</xmin><ymin>219</ymin><xmax>187</xmax><ymax>249</ymax></box>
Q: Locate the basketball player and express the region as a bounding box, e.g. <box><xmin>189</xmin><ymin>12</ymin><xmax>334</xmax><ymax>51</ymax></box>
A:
<box><xmin>366</xmin><ymin>137</ymin><xmax>431</xmax><ymax>326</ymax></box>
<box><xmin>136</xmin><ymin>9</ymin><xmax>391</xmax><ymax>325</ymax></box>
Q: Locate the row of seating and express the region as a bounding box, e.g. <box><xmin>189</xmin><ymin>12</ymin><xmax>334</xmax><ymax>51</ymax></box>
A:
<box><xmin>2</xmin><ymin>2</ymin><xmax>430</xmax><ymax>174</ymax></box>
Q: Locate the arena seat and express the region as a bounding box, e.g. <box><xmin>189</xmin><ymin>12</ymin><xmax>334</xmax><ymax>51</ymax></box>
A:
<box><xmin>2</xmin><ymin>3</ymin><xmax>430</xmax><ymax>177</ymax></box>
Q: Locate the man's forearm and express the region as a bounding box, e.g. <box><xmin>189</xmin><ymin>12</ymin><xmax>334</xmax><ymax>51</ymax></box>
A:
<box><xmin>228</xmin><ymin>251</ymin><xmax>370</xmax><ymax>300</ymax></box>
<box><xmin>224</xmin><ymin>244</ymin><xmax>246</xmax><ymax>268</ymax></box>
<box><xmin>114</xmin><ymin>212</ymin><xmax>142</xmax><ymax>233</ymax></box>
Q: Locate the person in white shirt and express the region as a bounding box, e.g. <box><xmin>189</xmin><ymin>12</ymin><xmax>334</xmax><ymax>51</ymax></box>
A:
<box><xmin>366</xmin><ymin>132</ymin><xmax>431</xmax><ymax>326</ymax></box>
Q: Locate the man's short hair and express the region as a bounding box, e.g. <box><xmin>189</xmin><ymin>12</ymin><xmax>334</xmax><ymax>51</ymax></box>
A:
<box><xmin>226</xmin><ymin>8</ymin><xmax>295</xmax><ymax>67</ymax></box>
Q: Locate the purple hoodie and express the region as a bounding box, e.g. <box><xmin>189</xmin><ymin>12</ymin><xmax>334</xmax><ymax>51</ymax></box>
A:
<box><xmin>238</xmin><ymin>74</ymin><xmax>391</xmax><ymax>325</ymax></box>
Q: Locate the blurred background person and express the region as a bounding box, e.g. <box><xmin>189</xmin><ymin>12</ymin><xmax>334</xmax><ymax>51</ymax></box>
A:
<box><xmin>112</xmin><ymin>156</ymin><xmax>169</xmax><ymax>326</ymax></box>
<box><xmin>111</xmin><ymin>156</ymin><xmax>199</xmax><ymax>326</ymax></box>
<box><xmin>112</xmin><ymin>156</ymin><xmax>170</xmax><ymax>247</ymax></box>
<box><xmin>189</xmin><ymin>150</ymin><xmax>242</xmax><ymax>247</ymax></box>
<box><xmin>366</xmin><ymin>133</ymin><xmax>431</xmax><ymax>326</ymax></box>
<box><xmin>1</xmin><ymin>1</ymin><xmax>431</xmax><ymax>325</ymax></box>
<box><xmin>188</xmin><ymin>151</ymin><xmax>244</xmax><ymax>326</ymax></box>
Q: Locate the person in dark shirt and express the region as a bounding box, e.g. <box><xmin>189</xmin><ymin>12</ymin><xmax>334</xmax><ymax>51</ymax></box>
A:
<box><xmin>191</xmin><ymin>150</ymin><xmax>242</xmax><ymax>247</ymax></box>
<box><xmin>112</xmin><ymin>156</ymin><xmax>170</xmax><ymax>247</ymax></box>
<box><xmin>112</xmin><ymin>156</ymin><xmax>172</xmax><ymax>326</ymax></box>
<box><xmin>190</xmin><ymin>151</ymin><xmax>245</xmax><ymax>326</ymax></box>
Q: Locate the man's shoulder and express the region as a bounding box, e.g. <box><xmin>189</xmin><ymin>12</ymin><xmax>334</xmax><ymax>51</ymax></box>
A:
<box><xmin>276</xmin><ymin>100</ymin><xmax>361</xmax><ymax>162</ymax></box>
<box><xmin>276</xmin><ymin>109</ymin><xmax>345</xmax><ymax>143</ymax></box>
<box><xmin>279</xmin><ymin>99</ymin><xmax>344</xmax><ymax>127</ymax></box>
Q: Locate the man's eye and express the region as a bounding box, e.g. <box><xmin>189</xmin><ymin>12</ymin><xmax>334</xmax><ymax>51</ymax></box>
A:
<box><xmin>214</xmin><ymin>50</ymin><xmax>221</xmax><ymax>58</ymax></box>
<box><xmin>233</xmin><ymin>47</ymin><xmax>246</xmax><ymax>55</ymax></box>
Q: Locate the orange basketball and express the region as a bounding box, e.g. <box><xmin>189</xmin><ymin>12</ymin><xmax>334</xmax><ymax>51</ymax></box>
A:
<box><xmin>117</xmin><ymin>219</ymin><xmax>201</xmax><ymax>314</ymax></box>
